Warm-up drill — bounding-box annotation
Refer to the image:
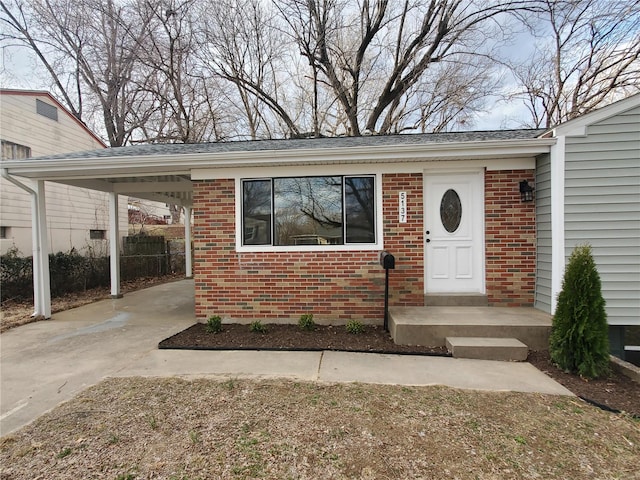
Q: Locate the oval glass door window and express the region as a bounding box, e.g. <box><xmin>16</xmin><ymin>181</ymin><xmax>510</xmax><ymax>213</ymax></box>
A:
<box><xmin>440</xmin><ymin>189</ymin><xmax>462</xmax><ymax>233</ymax></box>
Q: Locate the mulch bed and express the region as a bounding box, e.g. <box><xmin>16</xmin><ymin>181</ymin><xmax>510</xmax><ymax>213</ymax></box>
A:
<box><xmin>159</xmin><ymin>323</ymin><xmax>449</xmax><ymax>355</ymax></box>
<box><xmin>160</xmin><ymin>323</ymin><xmax>640</xmax><ymax>418</ymax></box>
<box><xmin>527</xmin><ymin>350</ymin><xmax>640</xmax><ymax>418</ymax></box>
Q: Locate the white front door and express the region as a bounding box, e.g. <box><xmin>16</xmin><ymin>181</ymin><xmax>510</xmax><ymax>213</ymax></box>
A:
<box><xmin>424</xmin><ymin>171</ymin><xmax>484</xmax><ymax>293</ymax></box>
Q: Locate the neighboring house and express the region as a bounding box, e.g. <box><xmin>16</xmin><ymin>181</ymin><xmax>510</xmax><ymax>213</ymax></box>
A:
<box><xmin>2</xmin><ymin>95</ymin><xmax>638</xmax><ymax>356</ymax></box>
<box><xmin>535</xmin><ymin>94</ymin><xmax>640</xmax><ymax>357</ymax></box>
<box><xmin>128</xmin><ymin>198</ymin><xmax>177</xmax><ymax>235</ymax></box>
<box><xmin>0</xmin><ymin>89</ymin><xmax>128</xmax><ymax>255</ymax></box>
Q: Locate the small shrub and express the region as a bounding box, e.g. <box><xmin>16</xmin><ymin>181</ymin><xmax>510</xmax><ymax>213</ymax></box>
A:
<box><xmin>205</xmin><ymin>315</ymin><xmax>223</xmax><ymax>334</ymax></box>
<box><xmin>56</xmin><ymin>447</ymin><xmax>72</xmax><ymax>459</ymax></box>
<box><xmin>115</xmin><ymin>475</ymin><xmax>135</xmax><ymax>480</ymax></box>
<box><xmin>250</xmin><ymin>320</ymin><xmax>268</xmax><ymax>333</ymax></box>
<box><xmin>298</xmin><ymin>313</ymin><xmax>315</xmax><ymax>331</ymax></box>
<box><xmin>346</xmin><ymin>320</ymin><xmax>365</xmax><ymax>334</ymax></box>
<box><xmin>549</xmin><ymin>244</ymin><xmax>609</xmax><ymax>379</ymax></box>
<box><xmin>189</xmin><ymin>430</ymin><xmax>201</xmax><ymax>444</ymax></box>
<box><xmin>146</xmin><ymin>414</ymin><xmax>158</xmax><ymax>430</ymax></box>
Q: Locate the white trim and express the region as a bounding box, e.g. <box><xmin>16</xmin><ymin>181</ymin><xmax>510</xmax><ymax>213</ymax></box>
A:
<box><xmin>34</xmin><ymin>180</ymin><xmax>51</xmax><ymax>318</ymax></box>
<box><xmin>194</xmin><ymin>157</ymin><xmax>536</xmax><ymax>180</ymax></box>
<box><xmin>550</xmin><ymin>94</ymin><xmax>640</xmax><ymax>137</ymax></box>
<box><xmin>235</xmin><ymin>174</ymin><xmax>385</xmax><ymax>253</ymax></box>
<box><xmin>113</xmin><ymin>181</ymin><xmax>192</xmax><ymax>193</ymax></box>
<box><xmin>184</xmin><ymin>207</ymin><xmax>193</xmax><ymax>278</ymax></box>
<box><xmin>550</xmin><ymin>136</ymin><xmax>566</xmax><ymax>314</ymax></box>
<box><xmin>109</xmin><ymin>192</ymin><xmax>121</xmax><ymax>298</ymax></box>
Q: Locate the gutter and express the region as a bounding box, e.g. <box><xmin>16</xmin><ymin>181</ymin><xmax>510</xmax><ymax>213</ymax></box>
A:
<box><xmin>1</xmin><ymin>167</ymin><xmax>36</xmax><ymax>195</ymax></box>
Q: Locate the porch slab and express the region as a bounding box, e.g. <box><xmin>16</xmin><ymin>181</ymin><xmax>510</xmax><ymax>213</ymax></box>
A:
<box><xmin>389</xmin><ymin>306</ymin><xmax>552</xmax><ymax>351</ymax></box>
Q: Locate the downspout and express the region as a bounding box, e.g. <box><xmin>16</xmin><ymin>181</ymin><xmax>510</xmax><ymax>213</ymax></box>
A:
<box><xmin>1</xmin><ymin>168</ymin><xmax>49</xmax><ymax>318</ymax></box>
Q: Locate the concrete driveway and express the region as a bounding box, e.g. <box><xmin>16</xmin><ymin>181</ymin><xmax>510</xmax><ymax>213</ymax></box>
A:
<box><xmin>1</xmin><ymin>279</ymin><xmax>196</xmax><ymax>436</ymax></box>
<box><xmin>1</xmin><ymin>279</ymin><xmax>572</xmax><ymax>437</ymax></box>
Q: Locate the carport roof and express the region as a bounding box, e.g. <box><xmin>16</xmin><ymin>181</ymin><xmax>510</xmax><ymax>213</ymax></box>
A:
<box><xmin>1</xmin><ymin>129</ymin><xmax>553</xmax><ymax>207</ymax></box>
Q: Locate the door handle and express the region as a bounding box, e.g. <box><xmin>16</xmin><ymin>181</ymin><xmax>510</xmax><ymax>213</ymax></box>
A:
<box><xmin>425</xmin><ymin>230</ymin><xmax>430</xmax><ymax>243</ymax></box>
<box><xmin>426</xmin><ymin>238</ymin><xmax>431</xmax><ymax>243</ymax></box>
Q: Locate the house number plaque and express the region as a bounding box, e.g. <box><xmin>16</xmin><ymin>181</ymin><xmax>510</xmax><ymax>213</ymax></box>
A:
<box><xmin>399</xmin><ymin>191</ymin><xmax>407</xmax><ymax>223</ymax></box>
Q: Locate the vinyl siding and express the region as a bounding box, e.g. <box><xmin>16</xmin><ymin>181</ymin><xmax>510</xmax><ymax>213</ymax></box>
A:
<box><xmin>0</xmin><ymin>93</ymin><xmax>128</xmax><ymax>254</ymax></box>
<box><xmin>535</xmin><ymin>153</ymin><xmax>552</xmax><ymax>312</ymax></box>
<box><xmin>564</xmin><ymin>105</ymin><xmax>640</xmax><ymax>326</ymax></box>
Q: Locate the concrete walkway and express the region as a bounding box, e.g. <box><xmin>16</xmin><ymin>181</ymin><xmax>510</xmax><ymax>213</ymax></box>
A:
<box><xmin>1</xmin><ymin>279</ymin><xmax>572</xmax><ymax>437</ymax></box>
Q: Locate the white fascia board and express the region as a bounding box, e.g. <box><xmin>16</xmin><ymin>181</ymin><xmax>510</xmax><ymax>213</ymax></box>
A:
<box><xmin>56</xmin><ymin>178</ymin><xmax>115</xmax><ymax>192</ymax></box>
<box><xmin>55</xmin><ymin>179</ymin><xmax>192</xmax><ymax>197</ymax></box>
<box><xmin>193</xmin><ymin>157</ymin><xmax>538</xmax><ymax>181</ymax></box>
<box><xmin>550</xmin><ymin>94</ymin><xmax>640</xmax><ymax>137</ymax></box>
<box><xmin>112</xmin><ymin>181</ymin><xmax>193</xmax><ymax>194</ymax></box>
<box><xmin>1</xmin><ymin>138</ymin><xmax>554</xmax><ymax>180</ymax></box>
<box><xmin>134</xmin><ymin>192</ymin><xmax>191</xmax><ymax>207</ymax></box>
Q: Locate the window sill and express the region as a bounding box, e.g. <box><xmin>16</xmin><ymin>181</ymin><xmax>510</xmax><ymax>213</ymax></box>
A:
<box><xmin>236</xmin><ymin>243</ymin><xmax>383</xmax><ymax>253</ymax></box>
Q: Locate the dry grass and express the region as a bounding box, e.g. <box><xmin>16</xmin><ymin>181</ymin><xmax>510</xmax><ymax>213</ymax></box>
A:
<box><xmin>2</xmin><ymin>377</ymin><xmax>639</xmax><ymax>479</ymax></box>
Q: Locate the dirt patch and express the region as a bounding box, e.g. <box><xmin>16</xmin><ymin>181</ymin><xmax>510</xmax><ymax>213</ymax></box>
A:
<box><xmin>161</xmin><ymin>323</ymin><xmax>640</xmax><ymax>418</ymax></box>
<box><xmin>1</xmin><ymin>377</ymin><xmax>639</xmax><ymax>479</ymax></box>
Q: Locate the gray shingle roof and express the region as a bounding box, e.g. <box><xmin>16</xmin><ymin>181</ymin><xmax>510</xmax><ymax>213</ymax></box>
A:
<box><xmin>23</xmin><ymin>129</ymin><xmax>545</xmax><ymax>162</ymax></box>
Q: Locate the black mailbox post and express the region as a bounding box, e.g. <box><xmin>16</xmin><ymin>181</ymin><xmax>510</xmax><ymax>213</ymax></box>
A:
<box><xmin>380</xmin><ymin>251</ymin><xmax>395</xmax><ymax>331</ymax></box>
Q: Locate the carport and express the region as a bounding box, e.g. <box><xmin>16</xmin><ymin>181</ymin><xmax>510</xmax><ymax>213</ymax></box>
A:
<box><xmin>1</xmin><ymin>144</ymin><xmax>198</xmax><ymax>318</ymax></box>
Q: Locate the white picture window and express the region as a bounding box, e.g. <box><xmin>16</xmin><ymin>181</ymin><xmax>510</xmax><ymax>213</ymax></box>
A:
<box><xmin>241</xmin><ymin>175</ymin><xmax>376</xmax><ymax>247</ymax></box>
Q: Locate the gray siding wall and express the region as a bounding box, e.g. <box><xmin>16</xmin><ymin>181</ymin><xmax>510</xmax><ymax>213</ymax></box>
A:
<box><xmin>564</xmin><ymin>106</ymin><xmax>640</xmax><ymax>326</ymax></box>
<box><xmin>535</xmin><ymin>153</ymin><xmax>552</xmax><ymax>313</ymax></box>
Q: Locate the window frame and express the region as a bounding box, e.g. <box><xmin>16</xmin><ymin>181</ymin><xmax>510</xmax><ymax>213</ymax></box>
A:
<box><xmin>36</xmin><ymin>98</ymin><xmax>59</xmax><ymax>121</ymax></box>
<box><xmin>1</xmin><ymin>140</ymin><xmax>31</xmax><ymax>160</ymax></box>
<box><xmin>236</xmin><ymin>174</ymin><xmax>383</xmax><ymax>252</ymax></box>
<box><xmin>89</xmin><ymin>229</ymin><xmax>106</xmax><ymax>240</ymax></box>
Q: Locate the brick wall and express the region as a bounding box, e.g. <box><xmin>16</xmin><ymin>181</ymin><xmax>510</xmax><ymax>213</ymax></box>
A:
<box><xmin>382</xmin><ymin>173</ymin><xmax>424</xmax><ymax>305</ymax></box>
<box><xmin>193</xmin><ymin>174</ymin><xmax>424</xmax><ymax>324</ymax></box>
<box><xmin>485</xmin><ymin>169</ymin><xmax>536</xmax><ymax>306</ymax></box>
<box><xmin>193</xmin><ymin>170</ymin><xmax>536</xmax><ymax>321</ymax></box>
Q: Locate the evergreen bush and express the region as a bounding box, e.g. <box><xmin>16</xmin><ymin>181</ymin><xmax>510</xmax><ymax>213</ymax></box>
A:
<box><xmin>549</xmin><ymin>244</ymin><xmax>609</xmax><ymax>379</ymax></box>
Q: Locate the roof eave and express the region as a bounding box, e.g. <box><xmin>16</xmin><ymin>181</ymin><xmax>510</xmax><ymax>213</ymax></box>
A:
<box><xmin>1</xmin><ymin>137</ymin><xmax>555</xmax><ymax>179</ymax></box>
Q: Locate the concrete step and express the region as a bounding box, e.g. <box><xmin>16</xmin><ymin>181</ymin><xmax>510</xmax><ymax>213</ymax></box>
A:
<box><xmin>389</xmin><ymin>306</ymin><xmax>551</xmax><ymax>350</ymax></box>
<box><xmin>425</xmin><ymin>294</ymin><xmax>488</xmax><ymax>307</ymax></box>
<box><xmin>446</xmin><ymin>337</ymin><xmax>528</xmax><ymax>362</ymax></box>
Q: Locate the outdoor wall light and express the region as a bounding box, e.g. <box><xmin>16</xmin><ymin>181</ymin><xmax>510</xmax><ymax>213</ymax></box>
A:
<box><xmin>519</xmin><ymin>180</ymin><xmax>534</xmax><ymax>202</ymax></box>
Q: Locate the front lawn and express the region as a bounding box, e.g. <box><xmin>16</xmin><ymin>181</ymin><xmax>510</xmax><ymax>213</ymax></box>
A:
<box><xmin>1</xmin><ymin>377</ymin><xmax>638</xmax><ymax>479</ymax></box>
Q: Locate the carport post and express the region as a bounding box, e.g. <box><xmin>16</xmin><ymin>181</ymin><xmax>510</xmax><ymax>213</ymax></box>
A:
<box><xmin>109</xmin><ymin>192</ymin><xmax>122</xmax><ymax>298</ymax></box>
<box><xmin>184</xmin><ymin>206</ymin><xmax>193</xmax><ymax>278</ymax></box>
<box><xmin>34</xmin><ymin>180</ymin><xmax>51</xmax><ymax>318</ymax></box>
